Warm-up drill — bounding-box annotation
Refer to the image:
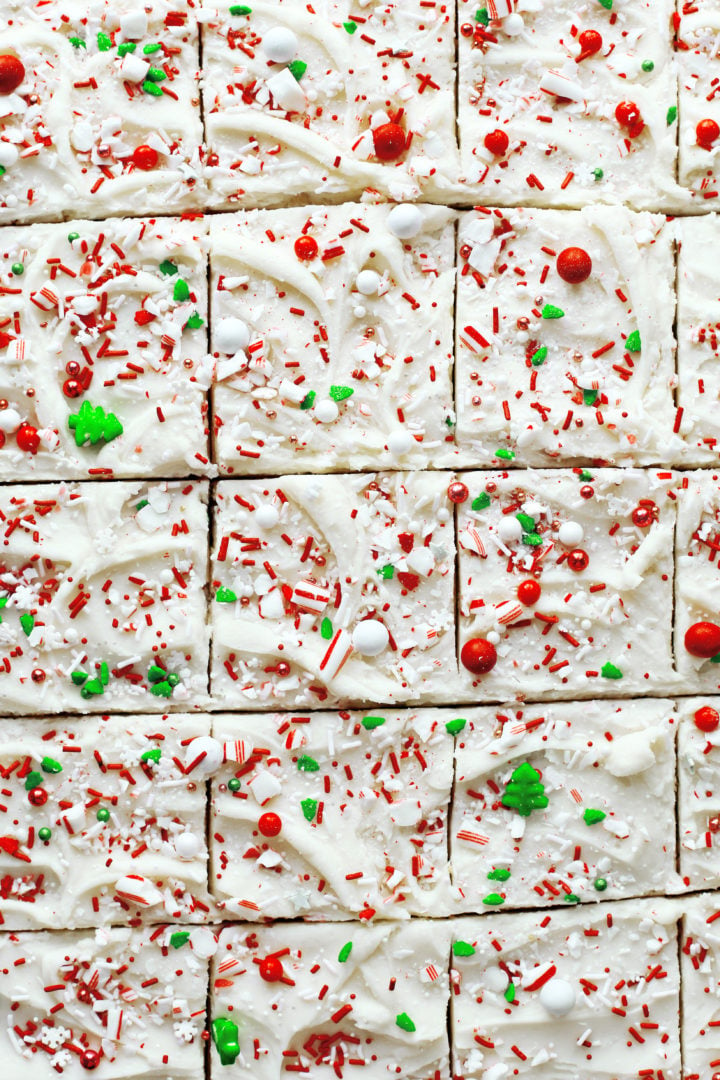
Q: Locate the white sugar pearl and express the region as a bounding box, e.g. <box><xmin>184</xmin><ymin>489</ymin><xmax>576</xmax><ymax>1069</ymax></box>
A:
<box><xmin>497</xmin><ymin>517</ymin><xmax>523</xmax><ymax>543</ymax></box>
<box><xmin>486</xmin><ymin>630</ymin><xmax>501</xmax><ymax>645</ymax></box>
<box><xmin>190</xmin><ymin>927</ymin><xmax>218</xmax><ymax>959</ymax></box>
<box><xmin>314</xmin><ymin>399</ymin><xmax>339</xmax><ymax>423</ymax></box>
<box><xmin>539</xmin><ymin>978</ymin><xmax>576</xmax><ymax>1016</ymax></box>
<box><xmin>216</xmin><ymin>317</ymin><xmax>250</xmax><ymax>354</ymax></box>
<box><xmin>262</xmin><ymin>26</ymin><xmax>298</xmax><ymax>63</ymax></box>
<box><xmin>0</xmin><ymin>408</ymin><xmax>21</xmax><ymax>433</ymax></box>
<box><xmin>503</xmin><ymin>12</ymin><xmax>525</xmax><ymax>34</ymax></box>
<box><xmin>255</xmin><ymin>505</ymin><xmax>280</xmax><ymax>529</ymax></box>
<box><xmin>356</xmin><ymin>269</ymin><xmax>381</xmax><ymax>295</ymax></box>
<box><xmin>387</xmin><ymin>204</ymin><xmax>424</xmax><ymax>239</ymax></box>
<box><xmin>352</xmin><ymin>620</ymin><xmax>389</xmax><ymax>656</ymax></box>
<box><xmin>174</xmin><ymin>832</ymin><xmax>202</xmax><ymax>859</ymax></box>
<box><xmin>120</xmin><ymin>10</ymin><xmax>148</xmax><ymax>39</ymax></box>
<box><xmin>558</xmin><ymin>521</ymin><xmax>584</xmax><ymax>546</ymax></box>
<box><xmin>0</xmin><ymin>143</ymin><xmax>18</xmax><ymax>168</ymax></box>
<box><xmin>387</xmin><ymin>429</ymin><xmax>414</xmax><ymax>456</ymax></box>
<box><xmin>485</xmin><ymin>967</ymin><xmax>509</xmax><ymax>993</ymax></box>
<box><xmin>186</xmin><ymin>736</ymin><xmax>224</xmax><ymax>779</ymax></box>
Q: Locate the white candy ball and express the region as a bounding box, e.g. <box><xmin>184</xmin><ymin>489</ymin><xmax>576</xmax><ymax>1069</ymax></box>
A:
<box><xmin>0</xmin><ymin>143</ymin><xmax>18</xmax><ymax>168</ymax></box>
<box><xmin>186</xmin><ymin>735</ymin><xmax>224</xmax><ymax>779</ymax></box>
<box><xmin>262</xmin><ymin>26</ymin><xmax>298</xmax><ymax>63</ymax></box>
<box><xmin>0</xmin><ymin>408</ymin><xmax>21</xmax><ymax>433</ymax></box>
<box><xmin>190</xmin><ymin>927</ymin><xmax>218</xmax><ymax>959</ymax></box>
<box><xmin>485</xmin><ymin>966</ymin><xmax>509</xmax><ymax>993</ymax></box>
<box><xmin>387</xmin><ymin>429</ymin><xmax>414</xmax><ymax>456</ymax></box>
<box><xmin>356</xmin><ymin>269</ymin><xmax>381</xmax><ymax>295</ymax></box>
<box><xmin>352</xmin><ymin>620</ymin><xmax>389</xmax><ymax>656</ymax></box>
<box><xmin>255</xmin><ymin>504</ymin><xmax>280</xmax><ymax>529</ymax></box>
<box><xmin>387</xmin><ymin>204</ymin><xmax>424</xmax><ymax>239</ymax></box>
<box><xmin>503</xmin><ymin>13</ymin><xmax>525</xmax><ymax>34</ymax></box>
<box><xmin>216</xmin><ymin>317</ymin><xmax>250</xmax><ymax>354</ymax></box>
<box><xmin>558</xmin><ymin>521</ymin><xmax>584</xmax><ymax>546</ymax></box>
<box><xmin>314</xmin><ymin>399</ymin><xmax>339</xmax><ymax>423</ymax></box>
<box><xmin>539</xmin><ymin>978</ymin><xmax>576</xmax><ymax>1016</ymax></box>
<box><xmin>174</xmin><ymin>832</ymin><xmax>202</xmax><ymax>859</ymax></box>
<box><xmin>497</xmin><ymin>517</ymin><xmax>523</xmax><ymax>543</ymax></box>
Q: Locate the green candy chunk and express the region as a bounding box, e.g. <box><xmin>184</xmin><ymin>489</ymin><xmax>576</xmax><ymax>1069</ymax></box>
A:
<box><xmin>516</xmin><ymin>512</ymin><xmax>535</xmax><ymax>532</ymax></box>
<box><xmin>320</xmin><ymin>617</ymin><xmax>333</xmax><ymax>639</ymax></box>
<box><xmin>583</xmin><ymin>388</ymin><xmax>599</xmax><ymax>407</ymax></box>
<box><xmin>329</xmin><ymin>385</ymin><xmax>354</xmax><ymax>401</ymax></box>
<box><xmin>445</xmin><ymin>718</ymin><xmax>466</xmax><ymax>735</ymax></box>
<box><xmin>395</xmin><ymin>1013</ymin><xmax>416</xmax><ymax>1033</ymax></box>
<box><xmin>338</xmin><ymin>942</ymin><xmax>353</xmax><ymax>962</ymax></box>
<box><xmin>141</xmin><ymin>748</ymin><xmax>162</xmax><ymax>763</ymax></box>
<box><xmin>472</xmin><ymin>492</ymin><xmax>491</xmax><ymax>511</ymax></box>
<box><xmin>173</xmin><ymin>278</ymin><xmax>190</xmax><ymax>302</ymax></box>
<box><xmin>143</xmin><ymin>80</ymin><xmax>164</xmax><ymax>96</ymax></box>
<box><xmin>148</xmin><ymin>664</ymin><xmax>167</xmax><ymax>683</ymax></box>
<box><xmin>483</xmin><ymin>892</ymin><xmax>505</xmax><ymax>906</ymax></box>
<box><xmin>170</xmin><ymin>931</ymin><xmax>191</xmax><ymax>948</ymax></box>
<box><xmin>521</xmin><ymin>532</ymin><xmax>543</xmax><ymax>546</ymax></box>
<box><xmin>598</xmin><ymin>0</ymin><xmax>612</xmax><ymax>8</ymax></box>
<box><xmin>583</xmin><ymin>808</ymin><xmax>607</xmax><ymax>826</ymax></box>
<box><xmin>600</xmin><ymin>662</ymin><xmax>623</xmax><ymax>680</ymax></box>
<box><xmin>300</xmin><ymin>391</ymin><xmax>316</xmax><ymax>410</ymax></box>
<box><xmin>19</xmin><ymin>613</ymin><xmax>34</xmax><ymax>636</ymax></box>
<box><xmin>530</xmin><ymin>346</ymin><xmax>547</xmax><ymax>367</ymax></box>
<box><xmin>25</xmin><ymin>771</ymin><xmax>44</xmax><ymax>791</ymax></box>
<box><xmin>41</xmin><ymin>757</ymin><xmax>62</xmax><ymax>774</ymax></box>
<box><xmin>504</xmin><ymin>983</ymin><xmax>516</xmax><ymax>1002</ymax></box>
<box><xmin>667</xmin><ymin>105</ymin><xmax>677</xmax><ymax>125</ymax></box>
<box><xmin>71</xmin><ymin>670</ymin><xmax>89</xmax><ymax>685</ymax></box>
<box><xmin>343</xmin><ymin>19</ymin><xmax>357</xmax><ymax>32</ymax></box>
<box><xmin>593</xmin><ymin>168</ymin><xmax>604</xmax><ymax>181</ymax></box>
<box><xmin>159</xmin><ymin>259</ymin><xmax>178</xmax><ymax>276</ymax></box>
<box><xmin>297</xmin><ymin>754</ymin><xmax>319</xmax><ymax>772</ymax></box>
<box><xmin>150</xmin><ymin>680</ymin><xmax>173</xmax><ymax>697</ymax></box>
<box><xmin>453</xmin><ymin>941</ymin><xmax>476</xmax><ymax>956</ymax></box>
<box><xmin>97</xmin><ymin>32</ymin><xmax>112</xmax><ymax>50</ymax></box>
<box><xmin>69</xmin><ymin>36</ymin><xmax>86</xmax><ymax>48</ymax></box>
<box><xmin>80</xmin><ymin>677</ymin><xmax>104</xmax><ymax>698</ymax></box>
<box><xmin>475</xmin><ymin>7</ymin><xmax>490</xmax><ymax>24</ymax></box>
<box><xmin>501</xmin><ymin>761</ymin><xmax>548</xmax><ymax>816</ymax></box>
<box><xmin>487</xmin><ymin>867</ymin><xmax>511</xmax><ymax>881</ymax></box>
<box><xmin>625</xmin><ymin>330</ymin><xmax>641</xmax><ymax>353</ymax></box>
<box><xmin>186</xmin><ymin>312</ymin><xmax>204</xmax><ymax>329</ymax></box>
<box><xmin>495</xmin><ymin>447</ymin><xmax>515</xmax><ymax>460</ymax></box>
<box><xmin>377</xmin><ymin>564</ymin><xmax>394</xmax><ymax>579</ymax></box>
<box><xmin>212</xmin><ymin>1018</ymin><xmax>240</xmax><ymax>1066</ymax></box>
<box><xmin>215</xmin><ymin>586</ymin><xmax>237</xmax><ymax>603</ymax></box>
<box><xmin>167</xmin><ymin>672</ymin><xmax>180</xmax><ymax>687</ymax></box>
<box><xmin>564</xmin><ymin>893</ymin><xmax>580</xmax><ymax>903</ymax></box>
<box><xmin>361</xmin><ymin>716</ymin><xmax>385</xmax><ymax>730</ymax></box>
<box><xmin>288</xmin><ymin>60</ymin><xmax>307</xmax><ymax>81</ymax></box>
<box><xmin>541</xmin><ymin>304</ymin><xmax>565</xmax><ymax>319</ymax></box>
<box><xmin>301</xmin><ymin>798</ymin><xmax>317</xmax><ymax>821</ymax></box>
<box><xmin>579</xmin><ymin>470</ymin><xmax>593</xmax><ymax>481</ymax></box>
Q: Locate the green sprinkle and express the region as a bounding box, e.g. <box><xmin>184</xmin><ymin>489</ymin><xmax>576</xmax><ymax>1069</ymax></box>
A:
<box><xmin>96</xmin><ymin>807</ymin><xmax>110</xmax><ymax>822</ymax></box>
<box><xmin>483</xmin><ymin>892</ymin><xmax>505</xmax><ymax>906</ymax></box>
<box><xmin>38</xmin><ymin>827</ymin><xmax>52</xmax><ymax>841</ymax></box>
<box><xmin>516</xmin><ymin>512</ymin><xmax>535</xmax><ymax>532</ymax></box>
<box><xmin>71</xmin><ymin>670</ymin><xmax>89</xmax><ymax>686</ymax></box>
<box><xmin>329</xmin><ymin>385</ymin><xmax>354</xmax><ymax>401</ymax></box>
<box><xmin>338</xmin><ymin>942</ymin><xmax>353</xmax><ymax>963</ymax></box>
<box><xmin>69</xmin><ymin>36</ymin><xmax>86</xmax><ymax>48</ymax></box>
<box><xmin>212</xmin><ymin>1017</ymin><xmax>240</xmax><ymax>1067</ymax></box>
<box><xmin>141</xmin><ymin>748</ymin><xmax>162</xmax><ymax>764</ymax></box>
<box><xmin>0</xmin><ymin>167</ymin><xmax>5</xmax><ymax>178</ymax></box>
<box><xmin>472</xmin><ymin>492</ymin><xmax>491</xmax><ymax>511</ymax></box>
<box><xmin>579</xmin><ymin>470</ymin><xmax>593</xmax><ymax>481</ymax></box>
<box><xmin>377</xmin><ymin>564</ymin><xmax>394</xmax><ymax>579</ymax></box>
<box><xmin>641</xmin><ymin>59</ymin><xmax>654</xmax><ymax>71</ymax></box>
<box><xmin>11</xmin><ymin>263</ymin><xmax>23</xmax><ymax>276</ymax></box>
<box><xmin>215</xmin><ymin>586</ymin><xmax>237</xmax><ymax>603</ymax></box>
<box><xmin>167</xmin><ymin>673</ymin><xmax>180</xmax><ymax>687</ymax></box>
<box><xmin>118</xmin><ymin>42</ymin><xmax>136</xmax><ymax>56</ymax></box>
<box><xmin>594</xmin><ymin>877</ymin><xmax>608</xmax><ymax>891</ymax></box>
<box><xmin>361</xmin><ymin>716</ymin><xmax>386</xmax><ymax>730</ymax></box>
<box><xmin>146</xmin><ymin>67</ymin><xmax>167</xmax><ymax>82</ymax></box>
<box><xmin>80</xmin><ymin>677</ymin><xmax>104</xmax><ymax>699</ymax></box>
<box><xmin>600</xmin><ymin>662</ymin><xmax>623</xmax><ymax>680</ymax></box>
<box><xmin>97</xmin><ymin>32</ymin><xmax>112</xmax><ymax>50</ymax></box>
<box><xmin>143</xmin><ymin>79</ymin><xmax>164</xmax><ymax>96</ymax></box>
<box><xmin>583</xmin><ymin>388</ymin><xmax>599</xmax><ymax>407</ymax></box>
<box><xmin>99</xmin><ymin>661</ymin><xmax>109</xmax><ymax>686</ymax></box>
<box><xmin>228</xmin><ymin>777</ymin><xmax>241</xmax><ymax>792</ymax></box>
<box><xmin>148</xmin><ymin>664</ymin><xmax>168</xmax><ymax>683</ymax></box>
<box><xmin>495</xmin><ymin>447</ymin><xmax>515</xmax><ymax>460</ymax></box>
<box><xmin>343</xmin><ymin>19</ymin><xmax>357</xmax><ymax>32</ymax></box>
<box><xmin>0</xmin><ymin>596</ymin><xmax>7</xmax><ymax>610</ymax></box>
<box><xmin>41</xmin><ymin>757</ymin><xmax>62</xmax><ymax>774</ymax></box>
<box><xmin>320</xmin><ymin>617</ymin><xmax>333</xmax><ymax>640</ymax></box>
<box><xmin>501</xmin><ymin>762</ymin><xmax>548</xmax><ymax>817</ymax></box>
<box><xmin>711</xmin><ymin>653</ymin><xmax>720</xmax><ymax>664</ymax></box>
<box><xmin>301</xmin><ymin>797</ymin><xmax>317</xmax><ymax>821</ymax></box>
<box><xmin>530</xmin><ymin>345</ymin><xmax>547</xmax><ymax>367</ymax></box>
<box><xmin>583</xmin><ymin>808</ymin><xmax>607</xmax><ymax>826</ymax></box>
<box><xmin>564</xmin><ymin>893</ymin><xmax>581</xmax><ymax>903</ymax></box>
<box><xmin>143</xmin><ymin>42</ymin><xmax>162</xmax><ymax>54</ymax></box>
<box><xmin>25</xmin><ymin>771</ymin><xmax>43</xmax><ymax>791</ymax></box>
<box><xmin>541</xmin><ymin>304</ymin><xmax>564</xmax><ymax>320</ymax></box>
<box><xmin>667</xmin><ymin>105</ymin><xmax>677</xmax><ymax>125</ymax></box>
<box><xmin>159</xmin><ymin>259</ymin><xmax>178</xmax><ymax>276</ymax></box>
<box><xmin>521</xmin><ymin>532</ymin><xmax>543</xmax><ymax>546</ymax></box>
<box><xmin>593</xmin><ymin>167</ymin><xmax>604</xmax><ymax>181</ymax></box>
<box><xmin>186</xmin><ymin>312</ymin><xmax>204</xmax><ymax>329</ymax></box>
<box><xmin>487</xmin><ymin>867</ymin><xmax>511</xmax><ymax>881</ymax></box>
<box><xmin>170</xmin><ymin>931</ymin><xmax>191</xmax><ymax>948</ymax></box>
<box><xmin>445</xmin><ymin>718</ymin><xmax>466</xmax><ymax>735</ymax></box>
<box><xmin>453</xmin><ymin>941</ymin><xmax>476</xmax><ymax>956</ymax></box>
<box><xmin>504</xmin><ymin>983</ymin><xmax>516</xmax><ymax>1003</ymax></box>
<box><xmin>475</xmin><ymin>7</ymin><xmax>490</xmax><ymax>24</ymax></box>
<box><xmin>297</xmin><ymin>754</ymin><xmax>320</xmax><ymax>772</ymax></box>
<box><xmin>300</xmin><ymin>391</ymin><xmax>316</xmax><ymax>410</ymax></box>
<box><xmin>395</xmin><ymin>1013</ymin><xmax>416</xmax><ymax>1033</ymax></box>
<box><xmin>19</xmin><ymin>613</ymin><xmax>34</xmax><ymax>637</ymax></box>
<box><xmin>136</xmin><ymin>499</ymin><xmax>149</xmax><ymax>511</ymax></box>
<box><xmin>150</xmin><ymin>680</ymin><xmax>173</xmax><ymax>698</ymax></box>
<box><xmin>625</xmin><ymin>330</ymin><xmax>641</xmax><ymax>353</ymax></box>
<box><xmin>173</xmin><ymin>278</ymin><xmax>190</xmax><ymax>302</ymax></box>
<box><xmin>230</xmin><ymin>4</ymin><xmax>253</xmax><ymax>13</ymax></box>
<box><xmin>288</xmin><ymin>60</ymin><xmax>307</xmax><ymax>81</ymax></box>
<box><xmin>68</xmin><ymin>402</ymin><xmax>123</xmax><ymax>447</ymax></box>
<box><xmin>598</xmin><ymin>0</ymin><xmax>612</xmax><ymax>8</ymax></box>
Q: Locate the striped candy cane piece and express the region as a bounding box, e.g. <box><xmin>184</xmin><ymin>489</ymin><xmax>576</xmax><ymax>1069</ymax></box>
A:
<box><xmin>319</xmin><ymin>628</ymin><xmax>353</xmax><ymax>680</ymax></box>
<box><xmin>290</xmin><ymin>580</ymin><xmax>331</xmax><ymax>613</ymax></box>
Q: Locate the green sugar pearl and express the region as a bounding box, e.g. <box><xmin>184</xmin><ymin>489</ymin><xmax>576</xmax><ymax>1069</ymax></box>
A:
<box><xmin>641</xmin><ymin>59</ymin><xmax>654</xmax><ymax>71</ymax></box>
<box><xmin>68</xmin><ymin>231</ymin><xmax>80</xmax><ymax>242</ymax></box>
<box><xmin>11</xmin><ymin>262</ymin><xmax>23</xmax><ymax>276</ymax></box>
<box><xmin>96</xmin><ymin>807</ymin><xmax>110</xmax><ymax>822</ymax></box>
<box><xmin>592</xmin><ymin>167</ymin><xmax>604</xmax><ymax>181</ymax></box>
<box><xmin>594</xmin><ymin>876</ymin><xmax>608</xmax><ymax>891</ymax></box>
<box><xmin>228</xmin><ymin>777</ymin><xmax>241</xmax><ymax>792</ymax></box>
<box><xmin>38</xmin><ymin>827</ymin><xmax>52</xmax><ymax>842</ymax></box>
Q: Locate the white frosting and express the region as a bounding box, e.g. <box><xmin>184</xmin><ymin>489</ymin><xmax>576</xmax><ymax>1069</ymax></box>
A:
<box><xmin>0</xmin><ymin>479</ymin><xmax>209</xmax><ymax>712</ymax></box>
<box><xmin>452</xmin><ymin>699</ymin><xmax>680</xmax><ymax>911</ymax></box>
<box><xmin>212</xmin><ymin>921</ymin><xmax>451</xmax><ymax>1077</ymax></box>
<box><xmin>211</xmin><ymin>709</ymin><xmax>454</xmax><ymax>919</ymax></box>
<box><xmin>0</xmin><ymin>925</ymin><xmax>207</xmax><ymax>1075</ymax></box>
<box><xmin>455</xmin><ymin>205</ymin><xmax>680</xmax><ymax>467</ymax></box>
<box><xmin>675</xmin><ymin>471</ymin><xmax>720</xmax><ymax>690</ymax></box>
<box><xmin>211</xmin><ymin>471</ymin><xmax>457</xmax><ymax>707</ymax></box>
<box><xmin>452</xmin><ymin>899</ymin><xmax>682</xmax><ymax>1079</ymax></box>
<box><xmin>210</xmin><ymin>204</ymin><xmax>456</xmax><ymax>474</ymax></box>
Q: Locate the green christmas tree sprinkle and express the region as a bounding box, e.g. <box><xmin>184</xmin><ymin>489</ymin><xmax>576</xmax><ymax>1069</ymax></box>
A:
<box><xmin>501</xmin><ymin>762</ymin><xmax>549</xmax><ymax>817</ymax></box>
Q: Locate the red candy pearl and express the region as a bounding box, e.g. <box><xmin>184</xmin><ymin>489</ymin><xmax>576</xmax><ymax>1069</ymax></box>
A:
<box><xmin>294</xmin><ymin>235</ymin><xmax>318</xmax><ymax>261</ymax></box>
<box><xmin>447</xmin><ymin>481</ymin><xmax>469</xmax><ymax>504</ymax></box>
<box><xmin>132</xmin><ymin>144</ymin><xmax>159</xmax><ymax>170</ymax></box>
<box><xmin>483</xmin><ymin>129</ymin><xmax>509</xmax><ymax>156</ymax></box>
<box><xmin>80</xmin><ymin>1050</ymin><xmax>101</xmax><ymax>1071</ymax></box>
<box><xmin>258</xmin><ymin>812</ymin><xmax>282</xmax><ymax>837</ymax></box>
<box><xmin>567</xmin><ymin>548</ymin><xmax>589</xmax><ymax>572</ymax></box>
<box><xmin>28</xmin><ymin>787</ymin><xmax>48</xmax><ymax>806</ymax></box>
<box><xmin>0</xmin><ymin>55</ymin><xmax>25</xmax><ymax>95</ymax></box>
<box><xmin>615</xmin><ymin>100</ymin><xmax>644</xmax><ymax>137</ymax></box>
<box><xmin>697</xmin><ymin>118</ymin><xmax>720</xmax><ymax>150</ymax></box>
<box><xmin>372</xmin><ymin>122</ymin><xmax>406</xmax><ymax>161</ymax></box>
<box><xmin>576</xmin><ymin>29</ymin><xmax>603</xmax><ymax>61</ymax></box>
<box><xmin>695</xmin><ymin>705</ymin><xmax>720</xmax><ymax>733</ymax></box>
<box><xmin>460</xmin><ymin>638</ymin><xmax>497</xmax><ymax>675</ymax></box>
<box><xmin>31</xmin><ymin>668</ymin><xmax>45</xmax><ymax>683</ymax></box>
<box><xmin>275</xmin><ymin>661</ymin><xmax>291</xmax><ymax>677</ymax></box>
<box><xmin>16</xmin><ymin>423</ymin><xmax>39</xmax><ymax>454</ymax></box>
<box><xmin>632</xmin><ymin>505</ymin><xmax>654</xmax><ymax>528</ymax></box>
<box><xmin>259</xmin><ymin>956</ymin><xmax>284</xmax><ymax>982</ymax></box>
<box><xmin>685</xmin><ymin>621</ymin><xmax>720</xmax><ymax>658</ymax></box>
<box><xmin>556</xmin><ymin>247</ymin><xmax>592</xmax><ymax>284</ymax></box>
<box><xmin>517</xmin><ymin>579</ymin><xmax>541</xmax><ymax>605</ymax></box>
<box><xmin>63</xmin><ymin>378</ymin><xmax>83</xmax><ymax>398</ymax></box>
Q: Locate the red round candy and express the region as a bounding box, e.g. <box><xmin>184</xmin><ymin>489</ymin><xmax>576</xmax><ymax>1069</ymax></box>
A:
<box><xmin>294</xmin><ymin>235</ymin><xmax>318</xmax><ymax>261</ymax></box>
<box><xmin>695</xmin><ymin>705</ymin><xmax>720</xmax><ymax>732</ymax></box>
<box><xmin>132</xmin><ymin>144</ymin><xmax>159</xmax><ymax>170</ymax></box>
<box><xmin>0</xmin><ymin>55</ymin><xmax>25</xmax><ymax>95</ymax></box>
<box><xmin>517</xmin><ymin>579</ymin><xmax>541</xmax><ymax>605</ymax></box>
<box><xmin>697</xmin><ymin>118</ymin><xmax>720</xmax><ymax>149</ymax></box>
<box><xmin>63</xmin><ymin>378</ymin><xmax>83</xmax><ymax>398</ymax></box>
<box><xmin>372</xmin><ymin>122</ymin><xmax>407</xmax><ymax>161</ymax></box>
<box><xmin>16</xmin><ymin>423</ymin><xmax>39</xmax><ymax>454</ymax></box>
<box><xmin>556</xmin><ymin>247</ymin><xmax>592</xmax><ymax>284</ymax></box>
<box><xmin>631</xmin><ymin>504</ymin><xmax>655</xmax><ymax>528</ymax></box>
<box><xmin>447</xmin><ymin>481</ymin><xmax>469</xmax><ymax>504</ymax></box>
<box><xmin>566</xmin><ymin>548</ymin><xmax>589</xmax><ymax>572</ymax></box>
<box><xmin>685</xmin><ymin>621</ymin><xmax>720</xmax><ymax>658</ymax></box>
<box><xmin>576</xmin><ymin>29</ymin><xmax>602</xmax><ymax>59</ymax></box>
<box><xmin>483</xmin><ymin>129</ymin><xmax>509</xmax><ymax>156</ymax></box>
<box><xmin>31</xmin><ymin>668</ymin><xmax>45</xmax><ymax>683</ymax></box>
<box><xmin>28</xmin><ymin>787</ymin><xmax>48</xmax><ymax>806</ymax></box>
<box><xmin>80</xmin><ymin>1050</ymin><xmax>101</xmax><ymax>1071</ymax></box>
<box><xmin>258</xmin><ymin>812</ymin><xmax>282</xmax><ymax>837</ymax></box>
<box><xmin>276</xmin><ymin>660</ymin><xmax>291</xmax><ymax>677</ymax></box>
<box><xmin>259</xmin><ymin>956</ymin><xmax>284</xmax><ymax>982</ymax></box>
<box><xmin>615</xmin><ymin>100</ymin><xmax>644</xmax><ymax>137</ymax></box>
<box><xmin>460</xmin><ymin>637</ymin><xmax>497</xmax><ymax>675</ymax></box>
